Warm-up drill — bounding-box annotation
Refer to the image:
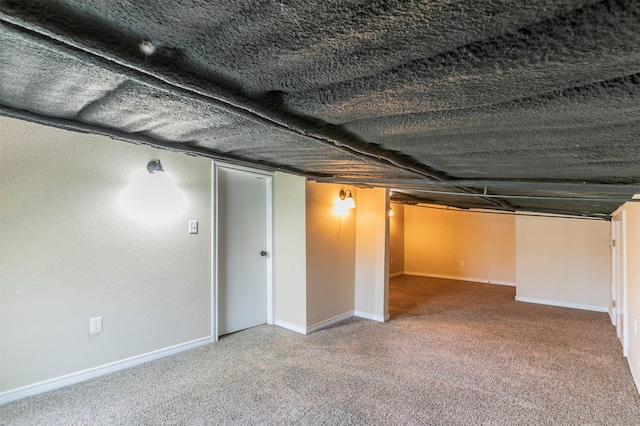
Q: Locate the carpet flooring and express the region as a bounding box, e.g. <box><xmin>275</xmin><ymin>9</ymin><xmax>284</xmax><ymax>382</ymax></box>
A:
<box><xmin>2</xmin><ymin>276</ymin><xmax>639</xmax><ymax>425</ymax></box>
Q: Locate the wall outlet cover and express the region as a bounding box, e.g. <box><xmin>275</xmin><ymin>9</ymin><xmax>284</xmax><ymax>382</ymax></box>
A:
<box><xmin>89</xmin><ymin>316</ymin><xmax>103</xmax><ymax>334</ymax></box>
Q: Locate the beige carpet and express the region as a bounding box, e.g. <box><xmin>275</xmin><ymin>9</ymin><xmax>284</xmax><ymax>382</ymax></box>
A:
<box><xmin>2</xmin><ymin>276</ymin><xmax>639</xmax><ymax>425</ymax></box>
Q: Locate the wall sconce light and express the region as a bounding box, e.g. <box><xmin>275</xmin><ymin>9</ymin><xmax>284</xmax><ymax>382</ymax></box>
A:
<box><xmin>147</xmin><ymin>159</ymin><xmax>164</xmax><ymax>174</ymax></box>
<box><xmin>389</xmin><ymin>207</ymin><xmax>394</xmax><ymax>217</ymax></box>
<box><xmin>334</xmin><ymin>189</ymin><xmax>356</xmax><ymax>216</ymax></box>
<box><xmin>340</xmin><ymin>189</ymin><xmax>356</xmax><ymax>209</ymax></box>
<box><xmin>120</xmin><ymin>159</ymin><xmax>187</xmax><ymax>224</ymax></box>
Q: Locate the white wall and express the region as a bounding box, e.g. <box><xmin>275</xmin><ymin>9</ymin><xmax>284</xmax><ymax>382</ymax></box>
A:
<box><xmin>275</xmin><ymin>182</ymin><xmax>392</xmax><ymax>333</ymax></box>
<box><xmin>404</xmin><ymin>205</ymin><xmax>516</xmax><ymax>285</ymax></box>
<box><xmin>354</xmin><ymin>188</ymin><xmax>390</xmax><ymax>321</ymax></box>
<box><xmin>305</xmin><ymin>182</ymin><xmax>356</xmax><ymax>328</ymax></box>
<box><xmin>515</xmin><ymin>214</ymin><xmax>610</xmax><ymax>311</ymax></box>
<box><xmin>389</xmin><ymin>203</ymin><xmax>404</xmax><ymax>276</ymax></box>
<box><xmin>273</xmin><ymin>172</ymin><xmax>307</xmax><ymax>331</ymax></box>
<box><xmin>0</xmin><ymin>117</ymin><xmax>212</xmax><ymax>394</ymax></box>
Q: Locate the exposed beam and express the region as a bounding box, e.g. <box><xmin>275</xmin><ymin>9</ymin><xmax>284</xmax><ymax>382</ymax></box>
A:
<box><xmin>313</xmin><ymin>177</ymin><xmax>640</xmax><ymax>195</ymax></box>
<box><xmin>0</xmin><ymin>106</ymin><xmax>296</xmax><ymax>175</ymax></box>
<box><xmin>393</xmin><ymin>201</ymin><xmax>611</xmax><ymax>221</ymax></box>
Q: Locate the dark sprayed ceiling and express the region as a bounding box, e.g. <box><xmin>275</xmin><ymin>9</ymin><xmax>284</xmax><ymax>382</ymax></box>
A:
<box><xmin>1</xmin><ymin>0</ymin><xmax>639</xmax><ymax>217</ymax></box>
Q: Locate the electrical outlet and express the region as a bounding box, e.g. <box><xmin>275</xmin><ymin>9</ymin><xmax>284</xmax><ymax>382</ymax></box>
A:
<box><xmin>89</xmin><ymin>316</ymin><xmax>103</xmax><ymax>334</ymax></box>
<box><xmin>460</xmin><ymin>260</ymin><xmax>465</xmax><ymax>266</ymax></box>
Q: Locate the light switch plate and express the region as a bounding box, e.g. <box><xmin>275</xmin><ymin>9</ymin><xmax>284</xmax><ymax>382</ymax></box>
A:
<box><xmin>189</xmin><ymin>221</ymin><xmax>198</xmax><ymax>234</ymax></box>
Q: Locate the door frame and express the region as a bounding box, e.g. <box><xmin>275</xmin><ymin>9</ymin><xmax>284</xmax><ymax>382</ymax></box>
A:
<box><xmin>611</xmin><ymin>218</ymin><xmax>617</xmax><ymax>327</ymax></box>
<box><xmin>611</xmin><ymin>210</ymin><xmax>628</xmax><ymax>356</ymax></box>
<box><xmin>212</xmin><ymin>162</ymin><xmax>274</xmax><ymax>341</ymax></box>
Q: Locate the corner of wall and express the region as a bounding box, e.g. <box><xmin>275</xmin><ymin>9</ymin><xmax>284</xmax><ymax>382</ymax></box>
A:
<box><xmin>305</xmin><ymin>182</ymin><xmax>356</xmax><ymax>327</ymax></box>
<box><xmin>354</xmin><ymin>187</ymin><xmax>389</xmax><ymax>320</ymax></box>
<box><xmin>273</xmin><ymin>172</ymin><xmax>307</xmax><ymax>330</ymax></box>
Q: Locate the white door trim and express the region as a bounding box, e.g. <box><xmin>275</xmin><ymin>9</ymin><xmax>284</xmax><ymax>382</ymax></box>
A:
<box><xmin>610</xmin><ymin>219</ymin><xmax>616</xmax><ymax>325</ymax></box>
<box><xmin>211</xmin><ymin>163</ymin><xmax>217</xmax><ymax>341</ymax></box>
<box><xmin>213</xmin><ymin>162</ymin><xmax>274</xmax><ymax>341</ymax></box>
<box><xmin>621</xmin><ymin>210</ymin><xmax>629</xmax><ymax>357</ymax></box>
<box><xmin>611</xmin><ymin>210</ymin><xmax>628</xmax><ymax>356</ymax></box>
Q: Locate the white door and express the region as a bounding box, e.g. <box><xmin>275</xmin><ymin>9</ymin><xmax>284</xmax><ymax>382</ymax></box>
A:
<box><xmin>216</xmin><ymin>166</ymin><xmax>270</xmax><ymax>336</ymax></box>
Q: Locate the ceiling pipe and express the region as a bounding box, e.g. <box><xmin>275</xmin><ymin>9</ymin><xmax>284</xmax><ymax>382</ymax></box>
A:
<box><xmin>313</xmin><ymin>177</ymin><xmax>640</xmax><ymax>194</ymax></box>
<box><xmin>390</xmin><ymin>188</ymin><xmax>635</xmax><ymax>203</ymax></box>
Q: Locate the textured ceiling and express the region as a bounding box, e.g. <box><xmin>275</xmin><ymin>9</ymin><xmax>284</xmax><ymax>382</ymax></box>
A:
<box><xmin>1</xmin><ymin>0</ymin><xmax>639</xmax><ymax>217</ymax></box>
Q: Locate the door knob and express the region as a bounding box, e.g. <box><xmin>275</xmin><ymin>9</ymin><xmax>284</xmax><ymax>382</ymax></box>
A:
<box><xmin>260</xmin><ymin>251</ymin><xmax>267</xmax><ymax>256</ymax></box>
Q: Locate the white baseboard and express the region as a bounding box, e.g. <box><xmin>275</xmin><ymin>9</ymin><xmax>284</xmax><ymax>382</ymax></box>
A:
<box><xmin>629</xmin><ymin>357</ymin><xmax>640</xmax><ymax>396</ymax></box>
<box><xmin>276</xmin><ymin>310</ymin><xmax>389</xmax><ymax>335</ymax></box>
<box><xmin>404</xmin><ymin>271</ymin><xmax>515</xmax><ymax>287</ymax></box>
<box><xmin>389</xmin><ymin>271</ymin><xmax>404</xmax><ymax>278</ymax></box>
<box><xmin>515</xmin><ymin>296</ymin><xmax>608</xmax><ymax>313</ymax></box>
<box><xmin>0</xmin><ymin>336</ymin><xmax>213</xmax><ymax>406</ymax></box>
<box><xmin>355</xmin><ymin>311</ymin><xmax>389</xmax><ymax>322</ymax></box>
<box><xmin>306</xmin><ymin>311</ymin><xmax>354</xmax><ymax>334</ymax></box>
<box><xmin>274</xmin><ymin>319</ymin><xmax>307</xmax><ymax>335</ymax></box>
